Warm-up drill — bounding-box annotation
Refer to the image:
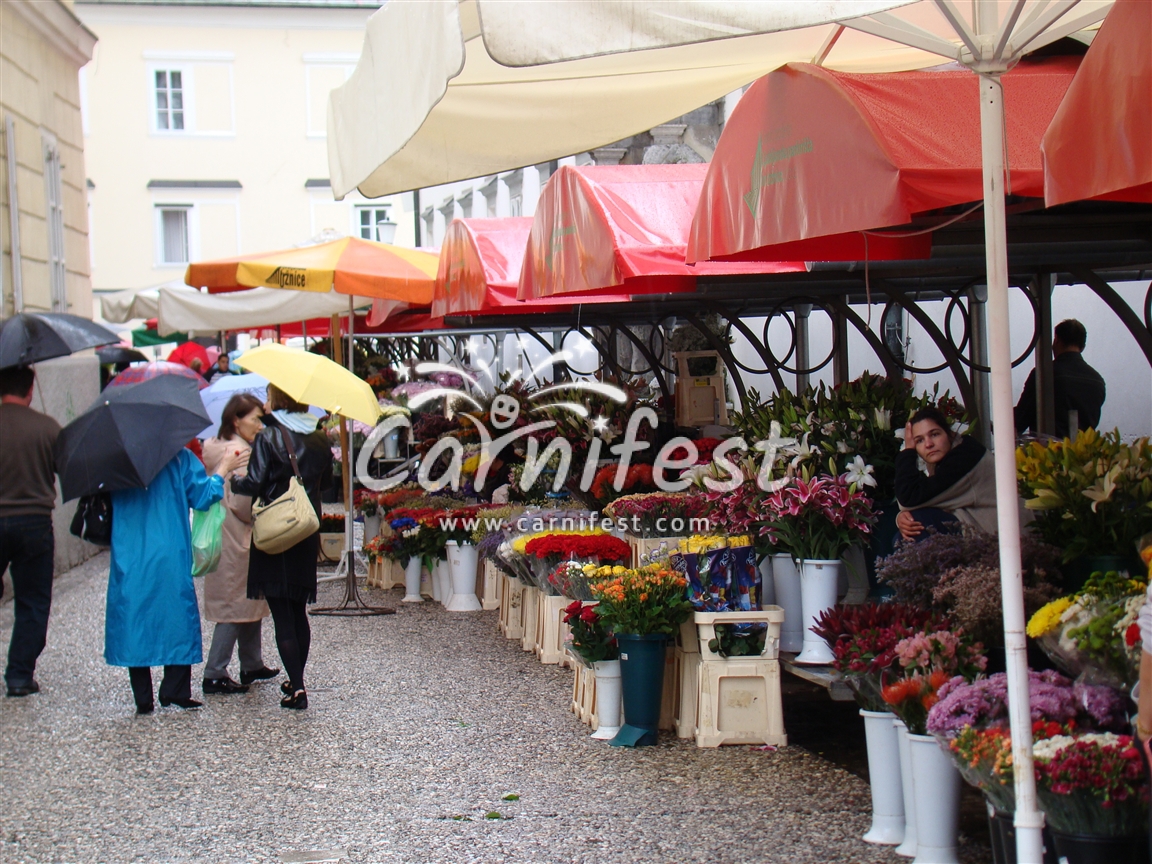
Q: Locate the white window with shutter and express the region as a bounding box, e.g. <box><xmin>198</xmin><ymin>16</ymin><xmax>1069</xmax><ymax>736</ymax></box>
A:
<box><xmin>156</xmin><ymin>206</ymin><xmax>192</xmax><ymax>266</ymax></box>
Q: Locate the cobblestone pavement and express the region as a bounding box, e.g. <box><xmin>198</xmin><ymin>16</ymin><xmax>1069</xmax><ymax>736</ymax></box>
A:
<box><xmin>1</xmin><ymin>555</ymin><xmax>987</xmax><ymax>864</ymax></box>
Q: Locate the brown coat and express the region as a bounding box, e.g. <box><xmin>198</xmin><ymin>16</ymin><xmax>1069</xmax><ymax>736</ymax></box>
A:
<box><xmin>201</xmin><ymin>437</ymin><xmax>269</xmax><ymax>623</ymax></box>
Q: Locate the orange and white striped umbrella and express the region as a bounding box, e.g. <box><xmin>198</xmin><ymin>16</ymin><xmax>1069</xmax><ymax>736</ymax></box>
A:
<box><xmin>185</xmin><ymin>237</ymin><xmax>437</xmax><ymax>304</ymax></box>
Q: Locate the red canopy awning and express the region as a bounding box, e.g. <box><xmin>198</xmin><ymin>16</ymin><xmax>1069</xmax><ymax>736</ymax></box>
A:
<box><xmin>1042</xmin><ymin>0</ymin><xmax>1151</xmax><ymax>207</ymax></box>
<box><xmin>435</xmin><ymin>217</ymin><xmax>631</xmax><ymax>316</ymax></box>
<box><xmin>433</xmin><ymin>218</ymin><xmax>533</xmax><ymax>317</ymax></box>
<box><xmin>688</xmin><ymin>57</ymin><xmax>1081</xmax><ymax>264</ymax></box>
<box><xmin>519</xmin><ymin>163</ymin><xmax>798</xmax><ymax>300</ymax></box>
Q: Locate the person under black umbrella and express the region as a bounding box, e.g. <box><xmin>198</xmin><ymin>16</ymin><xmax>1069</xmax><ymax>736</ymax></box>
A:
<box><xmin>0</xmin><ymin>312</ymin><xmax>119</xmax><ymax>370</ymax></box>
<box><xmin>56</xmin><ymin>376</ymin><xmax>247</xmax><ymax>713</ymax></box>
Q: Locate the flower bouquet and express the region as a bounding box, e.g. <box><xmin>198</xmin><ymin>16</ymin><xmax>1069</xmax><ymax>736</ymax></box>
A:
<box><xmin>880</xmin><ymin>628</ymin><xmax>987</xmax><ymax>735</ymax></box>
<box><xmin>563</xmin><ymin>600</ymin><xmax>618</xmax><ymax>663</ymax></box>
<box><xmin>1033</xmin><ymin>732</ymin><xmax>1150</xmax><ymax>838</ymax></box>
<box><xmin>603</xmin><ymin>491</ymin><xmax>709</xmax><ymax>538</ymax></box>
<box><xmin>755</xmin><ymin>474</ymin><xmax>875</xmax><ymax>561</ymax></box>
<box><xmin>811</xmin><ymin>603</ymin><xmax>946</xmax><ymax>711</ymax></box>
<box><xmin>588</xmin><ymin>564</ymin><xmax>693</xmax><ymax>637</ymax></box>
<box><xmin>1026</xmin><ymin>570</ymin><xmax>1146</xmax><ymax>688</ymax></box>
<box><xmin>926</xmin><ymin>669</ymin><xmax>1130</xmax><ymax>812</ymax></box>
<box><xmin>1017</xmin><ymin>428</ymin><xmax>1152</xmax><ymax>562</ymax></box>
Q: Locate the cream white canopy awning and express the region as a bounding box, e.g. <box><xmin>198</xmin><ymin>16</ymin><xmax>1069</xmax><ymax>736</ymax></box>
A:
<box><xmin>328</xmin><ymin>0</ymin><xmax>946</xmax><ymax>199</ymax></box>
<box><xmin>157</xmin><ymin>287</ymin><xmax>375</xmax><ymax>336</ymax></box>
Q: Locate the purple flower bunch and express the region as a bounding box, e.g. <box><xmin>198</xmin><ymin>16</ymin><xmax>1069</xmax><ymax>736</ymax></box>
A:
<box><xmin>926</xmin><ymin>669</ymin><xmax>1131</xmax><ymax>737</ymax></box>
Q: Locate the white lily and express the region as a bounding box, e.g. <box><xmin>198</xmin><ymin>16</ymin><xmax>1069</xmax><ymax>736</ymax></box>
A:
<box><xmin>845</xmin><ymin>455</ymin><xmax>877</xmax><ymax>488</ymax></box>
<box><xmin>873</xmin><ymin>408</ymin><xmax>892</xmax><ymax>430</ymax></box>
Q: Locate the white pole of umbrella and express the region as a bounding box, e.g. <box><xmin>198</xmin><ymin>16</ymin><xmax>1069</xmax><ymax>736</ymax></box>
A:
<box><xmin>978</xmin><ymin>69</ymin><xmax>1045</xmax><ymax>864</ymax></box>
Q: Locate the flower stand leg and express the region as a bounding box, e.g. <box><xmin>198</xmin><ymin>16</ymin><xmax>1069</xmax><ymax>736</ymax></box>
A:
<box><xmin>430</xmin><ymin>560</ymin><xmax>444</xmax><ymax>603</ymax></box>
<box><xmin>365</xmin><ymin>559</ymin><xmax>381</xmax><ymax>588</ymax></box>
<box><xmin>402</xmin><ymin>558</ymin><xmax>424</xmax><ymax>603</ymax></box>
<box><xmin>675</xmin><ymin>621</ymin><xmax>700</xmax><ymax>740</ymax></box>
<box><xmin>793</xmin><ymin>559</ymin><xmax>839</xmax><ymax>665</ymax></box>
<box><xmin>758</xmin><ymin>555</ymin><xmax>776</xmax><ymax>606</ymax></box>
<box><xmin>771</xmin><ymin>554</ymin><xmax>803</xmax><ymax>654</ymax></box>
<box><xmin>861</xmin><ymin>710</ymin><xmax>905</xmax><ymax>846</ymax></box>
<box><xmin>419</xmin><ymin>564</ymin><xmax>434</xmax><ymax>599</ymax></box>
<box><xmin>520</xmin><ymin>587</ymin><xmax>539</xmax><ymax>652</ymax></box>
<box><xmin>386</xmin><ymin>559</ymin><xmax>405</xmax><ymax>591</ymax></box>
<box><xmin>590</xmin><ymin>659</ymin><xmax>622</xmax><ymax>740</ymax></box>
<box><xmin>501</xmin><ymin>577</ymin><xmax>525</xmax><ymax>640</ymax></box>
<box><xmin>908</xmin><ymin>733</ymin><xmax>961</xmax><ymax>864</ymax></box>
<box><xmin>659</xmin><ymin>644</ymin><xmax>678</xmax><ymax>731</ymax></box>
<box><xmin>481</xmin><ymin>560</ymin><xmax>500</xmax><ymax>611</ymax></box>
<box><xmin>894</xmin><ymin>720</ymin><xmax>918</xmax><ymax>858</ymax></box>
<box><xmin>534</xmin><ymin>594</ymin><xmax>567</xmax><ymax>664</ymax></box>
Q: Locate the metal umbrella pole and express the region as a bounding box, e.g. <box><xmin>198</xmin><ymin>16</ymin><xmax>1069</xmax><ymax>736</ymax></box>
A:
<box><xmin>842</xmin><ymin>3</ymin><xmax>1112</xmax><ymax>859</ymax></box>
<box><xmin>312</xmin><ymin>305</ymin><xmax>394</xmax><ymax>616</ymax></box>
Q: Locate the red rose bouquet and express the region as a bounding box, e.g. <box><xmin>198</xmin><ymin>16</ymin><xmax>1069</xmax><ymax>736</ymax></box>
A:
<box><xmin>563</xmin><ymin>600</ymin><xmax>618</xmax><ymax>663</ymax></box>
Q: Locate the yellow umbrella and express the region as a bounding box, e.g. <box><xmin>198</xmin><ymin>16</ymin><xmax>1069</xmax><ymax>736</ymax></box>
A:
<box><xmin>236</xmin><ymin>343</ymin><xmax>380</xmax><ymax>425</ymax></box>
<box><xmin>186</xmin><ymin>236</ymin><xmax>438</xmax><ymax>304</ymax></box>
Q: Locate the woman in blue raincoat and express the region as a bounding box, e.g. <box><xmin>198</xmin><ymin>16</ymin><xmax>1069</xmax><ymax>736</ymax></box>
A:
<box><xmin>106</xmin><ymin>446</ymin><xmax>246</xmax><ymax>713</ymax></box>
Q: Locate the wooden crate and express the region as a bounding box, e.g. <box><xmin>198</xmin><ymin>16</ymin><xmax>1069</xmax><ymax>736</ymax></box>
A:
<box><xmin>692</xmin><ymin>609</ymin><xmax>787</xmax><ymax>748</ymax></box>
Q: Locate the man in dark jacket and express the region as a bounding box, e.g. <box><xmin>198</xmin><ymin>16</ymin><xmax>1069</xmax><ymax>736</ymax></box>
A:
<box><xmin>1014</xmin><ymin>319</ymin><xmax>1106</xmax><ymax>439</ymax></box>
<box><xmin>0</xmin><ymin>366</ymin><xmax>61</xmax><ymax>697</ymax></box>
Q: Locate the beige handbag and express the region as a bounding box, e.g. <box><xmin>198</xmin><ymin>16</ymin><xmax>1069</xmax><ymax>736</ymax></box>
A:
<box><xmin>251</xmin><ymin>426</ymin><xmax>319</xmax><ymax>554</ymax></box>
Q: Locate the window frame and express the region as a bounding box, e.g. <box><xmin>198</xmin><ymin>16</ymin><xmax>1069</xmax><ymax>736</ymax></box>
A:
<box><xmin>356</xmin><ymin>205</ymin><xmax>393</xmax><ymax>241</ymax></box>
<box><xmin>154</xmin><ymin>204</ymin><xmax>195</xmax><ymax>268</ymax></box>
<box><xmin>148</xmin><ymin>63</ymin><xmax>194</xmax><ymax>135</ymax></box>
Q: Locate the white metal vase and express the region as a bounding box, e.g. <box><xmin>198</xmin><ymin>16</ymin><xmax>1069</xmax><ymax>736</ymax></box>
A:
<box><xmin>382</xmin><ymin>428</ymin><xmax>401</xmax><ymax>459</ymax></box>
<box><xmin>793</xmin><ymin>559</ymin><xmax>839</xmax><ymax>665</ymax></box>
<box><xmin>436</xmin><ymin>558</ymin><xmax>454</xmax><ymax>607</ymax></box>
<box><xmin>590</xmin><ymin>659</ymin><xmax>622</xmax><ymax>740</ymax></box>
<box><xmin>402</xmin><ymin>557</ymin><xmax>424</xmax><ymax>603</ymax></box>
<box><xmin>770</xmin><ymin>553</ymin><xmax>803</xmax><ymax>653</ymax></box>
<box><xmin>908</xmin><ymin>733</ymin><xmax>961</xmax><ymax>864</ymax></box>
<box><xmin>363</xmin><ymin>514</ymin><xmax>381</xmax><ymax>544</ymax></box>
<box><xmin>860</xmin><ymin>710</ymin><xmax>905</xmax><ymax>846</ymax></box>
<box><xmin>894</xmin><ymin>719</ymin><xmax>919</xmax><ymax>858</ymax></box>
<box><xmin>445</xmin><ymin>541</ymin><xmax>482</xmax><ymax>612</ymax></box>
<box><xmin>430</xmin><ymin>558</ymin><xmax>445</xmax><ymax>603</ymax></box>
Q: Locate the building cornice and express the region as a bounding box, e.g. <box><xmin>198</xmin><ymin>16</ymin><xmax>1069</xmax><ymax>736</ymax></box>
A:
<box><xmin>6</xmin><ymin>0</ymin><xmax>98</xmax><ymax>68</ymax></box>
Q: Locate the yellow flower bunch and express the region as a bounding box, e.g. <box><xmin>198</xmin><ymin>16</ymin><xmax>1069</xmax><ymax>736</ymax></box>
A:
<box><xmin>680</xmin><ymin>534</ymin><xmax>727</xmax><ymax>553</ymax></box>
<box><xmin>1026</xmin><ymin>596</ymin><xmax>1073</xmax><ymax>638</ymax></box>
<box><xmin>1016</xmin><ymin>428</ymin><xmax>1152</xmax><ymax>560</ymax></box>
<box><xmin>728</xmin><ymin>535</ymin><xmax>752</xmax><ymax>548</ymax></box>
<box><xmin>583</xmin><ymin>563</ymin><xmax>628</xmax><ymax>579</ymax></box>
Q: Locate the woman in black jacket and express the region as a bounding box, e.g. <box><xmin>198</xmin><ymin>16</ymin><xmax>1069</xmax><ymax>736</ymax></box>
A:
<box><xmin>231</xmin><ymin>385</ymin><xmax>333</xmax><ymax>709</ymax></box>
<box><xmin>893</xmin><ymin>406</ymin><xmax>997</xmax><ymax>546</ymax></box>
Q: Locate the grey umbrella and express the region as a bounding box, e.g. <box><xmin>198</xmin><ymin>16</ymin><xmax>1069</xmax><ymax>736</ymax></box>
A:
<box><xmin>54</xmin><ymin>374</ymin><xmax>211</xmax><ymax>502</ymax></box>
<box><xmin>0</xmin><ymin>312</ymin><xmax>120</xmax><ymax>370</ymax></box>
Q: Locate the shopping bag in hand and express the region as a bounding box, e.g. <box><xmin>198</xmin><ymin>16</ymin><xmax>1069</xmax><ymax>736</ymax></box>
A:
<box><xmin>191</xmin><ymin>500</ymin><xmax>226</xmax><ymax>576</ymax></box>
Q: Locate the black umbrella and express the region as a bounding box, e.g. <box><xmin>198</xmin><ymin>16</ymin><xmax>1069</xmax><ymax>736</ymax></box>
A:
<box><xmin>96</xmin><ymin>346</ymin><xmax>148</xmax><ymax>365</ymax></box>
<box><xmin>0</xmin><ymin>312</ymin><xmax>120</xmax><ymax>369</ymax></box>
<box><xmin>55</xmin><ymin>374</ymin><xmax>211</xmax><ymax>502</ymax></box>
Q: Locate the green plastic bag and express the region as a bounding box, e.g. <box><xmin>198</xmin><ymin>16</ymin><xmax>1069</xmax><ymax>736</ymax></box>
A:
<box><xmin>191</xmin><ymin>501</ymin><xmax>226</xmax><ymax>577</ymax></box>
